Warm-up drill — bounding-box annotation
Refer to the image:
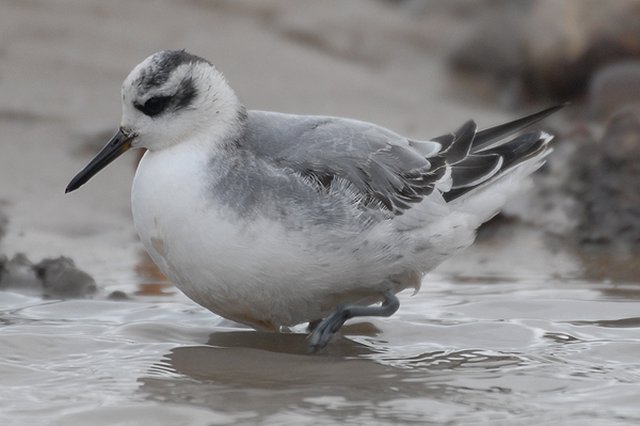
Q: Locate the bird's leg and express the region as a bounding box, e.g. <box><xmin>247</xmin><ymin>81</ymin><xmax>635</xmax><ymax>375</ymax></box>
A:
<box><xmin>308</xmin><ymin>290</ymin><xmax>400</xmax><ymax>352</ymax></box>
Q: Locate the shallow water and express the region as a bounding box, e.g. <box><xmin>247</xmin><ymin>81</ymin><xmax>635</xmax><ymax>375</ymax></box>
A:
<box><xmin>2</xmin><ymin>258</ymin><xmax>639</xmax><ymax>425</ymax></box>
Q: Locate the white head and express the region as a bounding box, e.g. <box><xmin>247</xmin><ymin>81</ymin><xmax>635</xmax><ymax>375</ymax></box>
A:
<box><xmin>122</xmin><ymin>50</ymin><xmax>244</xmax><ymax>150</ymax></box>
<box><xmin>66</xmin><ymin>50</ymin><xmax>245</xmax><ymax>192</ymax></box>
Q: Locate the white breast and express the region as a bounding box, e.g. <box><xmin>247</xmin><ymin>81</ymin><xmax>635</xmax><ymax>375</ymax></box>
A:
<box><xmin>132</xmin><ymin>144</ymin><xmax>266</xmax><ymax>323</ymax></box>
<box><xmin>131</xmin><ymin>144</ymin><xmax>325</xmax><ymax>329</ymax></box>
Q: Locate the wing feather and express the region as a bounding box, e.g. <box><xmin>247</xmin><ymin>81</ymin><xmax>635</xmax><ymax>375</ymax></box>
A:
<box><xmin>241</xmin><ymin>106</ymin><xmax>562</xmax><ymax>215</ymax></box>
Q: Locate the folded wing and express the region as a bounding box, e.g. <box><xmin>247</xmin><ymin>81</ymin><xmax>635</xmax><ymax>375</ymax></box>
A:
<box><xmin>243</xmin><ymin>105</ymin><xmax>561</xmax><ymax>215</ymax></box>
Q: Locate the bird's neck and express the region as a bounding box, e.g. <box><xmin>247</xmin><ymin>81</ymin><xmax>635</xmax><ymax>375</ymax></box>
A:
<box><xmin>200</xmin><ymin>102</ymin><xmax>247</xmax><ymax>151</ymax></box>
<box><xmin>180</xmin><ymin>81</ymin><xmax>247</xmax><ymax>152</ymax></box>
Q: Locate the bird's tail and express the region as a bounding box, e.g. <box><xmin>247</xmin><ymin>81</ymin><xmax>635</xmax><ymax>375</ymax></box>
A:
<box><xmin>442</xmin><ymin>105</ymin><xmax>563</xmax><ymax>222</ymax></box>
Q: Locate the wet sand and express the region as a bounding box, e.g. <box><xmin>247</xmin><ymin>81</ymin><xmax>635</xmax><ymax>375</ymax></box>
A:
<box><xmin>1</xmin><ymin>1</ymin><xmax>639</xmax><ymax>425</ymax></box>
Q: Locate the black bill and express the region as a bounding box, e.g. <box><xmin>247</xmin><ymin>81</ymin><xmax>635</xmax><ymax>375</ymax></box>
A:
<box><xmin>65</xmin><ymin>128</ymin><xmax>136</xmax><ymax>193</ymax></box>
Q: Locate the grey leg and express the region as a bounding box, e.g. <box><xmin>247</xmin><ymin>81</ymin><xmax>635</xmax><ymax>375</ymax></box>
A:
<box><xmin>308</xmin><ymin>290</ymin><xmax>400</xmax><ymax>352</ymax></box>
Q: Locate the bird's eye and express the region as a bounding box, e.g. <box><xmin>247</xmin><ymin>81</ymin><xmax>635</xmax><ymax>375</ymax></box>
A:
<box><xmin>137</xmin><ymin>96</ymin><xmax>171</xmax><ymax>117</ymax></box>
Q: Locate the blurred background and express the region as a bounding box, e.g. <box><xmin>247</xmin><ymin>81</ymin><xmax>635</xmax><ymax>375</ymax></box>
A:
<box><xmin>1</xmin><ymin>1</ymin><xmax>639</xmax><ymax>425</ymax></box>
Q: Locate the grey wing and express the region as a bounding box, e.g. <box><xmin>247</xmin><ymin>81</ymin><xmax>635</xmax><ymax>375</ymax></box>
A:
<box><xmin>243</xmin><ymin>111</ymin><xmax>446</xmax><ymax>214</ymax></box>
<box><xmin>242</xmin><ymin>106</ymin><xmax>561</xmax><ymax>215</ymax></box>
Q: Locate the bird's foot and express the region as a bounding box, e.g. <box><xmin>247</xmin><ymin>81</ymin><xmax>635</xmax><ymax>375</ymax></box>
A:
<box><xmin>307</xmin><ymin>290</ymin><xmax>400</xmax><ymax>352</ymax></box>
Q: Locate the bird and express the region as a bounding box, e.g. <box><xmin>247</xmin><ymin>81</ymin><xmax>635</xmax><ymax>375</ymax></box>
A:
<box><xmin>66</xmin><ymin>50</ymin><xmax>562</xmax><ymax>351</ymax></box>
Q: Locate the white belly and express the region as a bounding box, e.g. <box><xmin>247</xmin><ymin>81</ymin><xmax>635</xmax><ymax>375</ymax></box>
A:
<box><xmin>131</xmin><ymin>145</ymin><xmax>415</xmax><ymax>330</ymax></box>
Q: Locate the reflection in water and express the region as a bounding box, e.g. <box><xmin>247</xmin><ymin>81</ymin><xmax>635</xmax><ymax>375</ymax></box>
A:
<box><xmin>137</xmin><ymin>330</ymin><xmax>541</xmax><ymax>423</ymax></box>
<box><xmin>134</xmin><ymin>283</ymin><xmax>176</xmax><ymax>297</ymax></box>
<box><xmin>134</xmin><ymin>249</ymin><xmax>175</xmax><ymax>296</ymax></box>
<box><xmin>198</xmin><ymin>329</ymin><xmax>372</xmax><ymax>357</ymax></box>
<box><xmin>135</xmin><ymin>249</ymin><xmax>168</xmax><ymax>283</ymax></box>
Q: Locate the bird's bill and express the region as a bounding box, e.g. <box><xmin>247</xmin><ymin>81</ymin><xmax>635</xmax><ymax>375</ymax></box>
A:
<box><xmin>65</xmin><ymin>128</ymin><xmax>135</xmax><ymax>193</ymax></box>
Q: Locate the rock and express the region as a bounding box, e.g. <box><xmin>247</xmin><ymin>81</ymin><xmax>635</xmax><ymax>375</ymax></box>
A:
<box><xmin>588</xmin><ymin>62</ymin><xmax>640</xmax><ymax>119</ymax></box>
<box><xmin>448</xmin><ymin>8</ymin><xmax>527</xmax><ymax>80</ymax></box>
<box><xmin>492</xmin><ymin>105</ymin><xmax>640</xmax><ymax>256</ymax></box>
<box><xmin>107</xmin><ymin>290</ymin><xmax>129</xmax><ymax>300</ymax></box>
<box><xmin>0</xmin><ymin>253</ymin><xmax>42</xmax><ymax>294</ymax></box>
<box><xmin>0</xmin><ymin>253</ymin><xmax>104</xmax><ymax>299</ymax></box>
<box><xmin>34</xmin><ymin>256</ymin><xmax>97</xmax><ymax>299</ymax></box>
<box><xmin>569</xmin><ymin>107</ymin><xmax>640</xmax><ymax>251</ymax></box>
<box><xmin>447</xmin><ymin>0</ymin><xmax>640</xmax><ymax>102</ymax></box>
<box><xmin>525</xmin><ymin>0</ymin><xmax>640</xmax><ymax>100</ymax></box>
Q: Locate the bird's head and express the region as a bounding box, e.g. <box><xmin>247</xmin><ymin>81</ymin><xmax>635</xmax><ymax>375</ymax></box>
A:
<box><xmin>66</xmin><ymin>50</ymin><xmax>243</xmax><ymax>193</ymax></box>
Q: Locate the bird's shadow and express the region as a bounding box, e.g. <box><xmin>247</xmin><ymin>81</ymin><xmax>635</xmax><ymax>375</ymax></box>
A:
<box><xmin>137</xmin><ymin>320</ymin><xmax>528</xmax><ymax>420</ymax></box>
<box><xmin>140</xmin><ymin>322</ymin><xmax>387</xmax><ymax>388</ymax></box>
<box><xmin>201</xmin><ymin>321</ymin><xmax>381</xmax><ymax>357</ymax></box>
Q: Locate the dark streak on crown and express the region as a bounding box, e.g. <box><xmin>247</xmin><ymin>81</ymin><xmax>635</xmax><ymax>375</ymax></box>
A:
<box><xmin>136</xmin><ymin>50</ymin><xmax>209</xmax><ymax>91</ymax></box>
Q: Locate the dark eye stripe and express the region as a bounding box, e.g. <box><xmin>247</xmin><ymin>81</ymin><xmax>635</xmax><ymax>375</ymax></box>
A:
<box><xmin>135</xmin><ymin>96</ymin><xmax>172</xmax><ymax>117</ymax></box>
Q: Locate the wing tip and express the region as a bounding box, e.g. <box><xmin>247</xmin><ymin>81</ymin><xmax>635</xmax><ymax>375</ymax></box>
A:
<box><xmin>472</xmin><ymin>103</ymin><xmax>566</xmax><ymax>151</ymax></box>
